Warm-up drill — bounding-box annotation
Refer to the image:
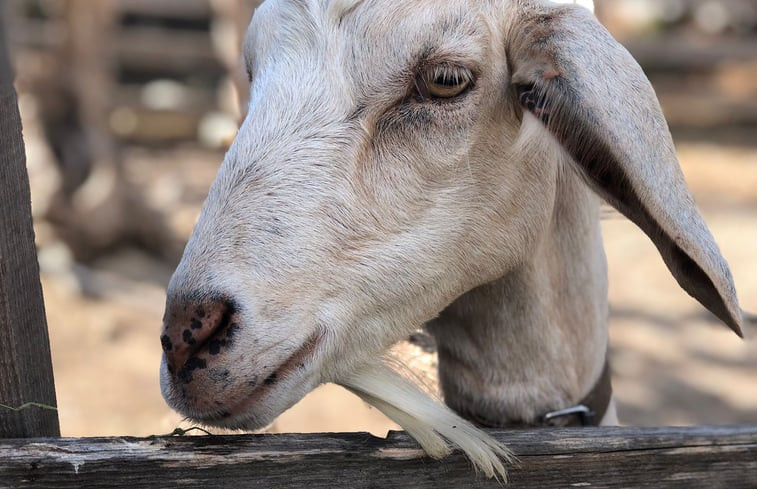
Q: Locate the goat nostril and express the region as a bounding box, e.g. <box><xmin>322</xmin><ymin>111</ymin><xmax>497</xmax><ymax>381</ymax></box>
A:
<box><xmin>161</xmin><ymin>296</ymin><xmax>238</xmax><ymax>373</ymax></box>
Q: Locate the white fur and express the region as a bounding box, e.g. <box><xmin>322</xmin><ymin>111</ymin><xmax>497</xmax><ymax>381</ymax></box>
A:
<box><xmin>341</xmin><ymin>361</ymin><xmax>513</xmax><ymax>481</ymax></box>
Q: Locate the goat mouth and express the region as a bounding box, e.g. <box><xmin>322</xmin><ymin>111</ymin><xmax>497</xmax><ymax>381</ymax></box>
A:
<box><xmin>194</xmin><ymin>332</ymin><xmax>323</xmax><ymax>425</ymax></box>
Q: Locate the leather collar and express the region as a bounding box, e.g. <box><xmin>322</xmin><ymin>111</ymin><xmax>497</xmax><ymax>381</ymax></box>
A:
<box><xmin>541</xmin><ymin>359</ymin><xmax>613</xmax><ymax>427</ymax></box>
<box><xmin>475</xmin><ymin>358</ymin><xmax>613</xmax><ymax>429</ymax></box>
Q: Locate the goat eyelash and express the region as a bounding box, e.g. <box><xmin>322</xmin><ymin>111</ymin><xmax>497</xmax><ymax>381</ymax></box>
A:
<box><xmin>413</xmin><ymin>64</ymin><xmax>476</xmax><ymax>102</ymax></box>
<box><xmin>425</xmin><ymin>65</ymin><xmax>473</xmax><ymax>86</ymax></box>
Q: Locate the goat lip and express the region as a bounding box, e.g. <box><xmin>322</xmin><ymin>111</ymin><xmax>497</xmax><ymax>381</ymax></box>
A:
<box><xmin>196</xmin><ymin>332</ymin><xmax>323</xmax><ymax>425</ymax></box>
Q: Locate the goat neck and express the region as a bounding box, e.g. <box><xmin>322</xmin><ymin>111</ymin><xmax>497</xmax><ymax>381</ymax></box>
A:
<box><xmin>428</xmin><ymin>163</ymin><xmax>611</xmax><ymax>426</ymax></box>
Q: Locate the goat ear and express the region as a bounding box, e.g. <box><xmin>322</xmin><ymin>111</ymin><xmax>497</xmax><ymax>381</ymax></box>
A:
<box><xmin>506</xmin><ymin>2</ymin><xmax>743</xmax><ymax>336</ymax></box>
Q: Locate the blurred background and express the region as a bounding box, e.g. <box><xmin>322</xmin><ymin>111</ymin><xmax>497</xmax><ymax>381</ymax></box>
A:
<box><xmin>1</xmin><ymin>0</ymin><xmax>755</xmax><ymax>437</ymax></box>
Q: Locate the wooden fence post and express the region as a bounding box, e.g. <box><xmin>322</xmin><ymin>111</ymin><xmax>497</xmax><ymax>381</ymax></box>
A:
<box><xmin>0</xmin><ymin>9</ymin><xmax>60</xmax><ymax>438</ymax></box>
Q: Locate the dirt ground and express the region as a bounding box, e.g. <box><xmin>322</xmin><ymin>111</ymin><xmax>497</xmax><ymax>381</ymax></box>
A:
<box><xmin>35</xmin><ymin>140</ymin><xmax>757</xmax><ymax>438</ymax></box>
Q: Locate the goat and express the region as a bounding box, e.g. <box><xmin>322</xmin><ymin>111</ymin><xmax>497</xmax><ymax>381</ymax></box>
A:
<box><xmin>159</xmin><ymin>0</ymin><xmax>744</xmax><ymax>480</ymax></box>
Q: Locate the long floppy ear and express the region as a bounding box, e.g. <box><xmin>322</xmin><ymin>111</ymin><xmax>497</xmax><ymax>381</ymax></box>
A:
<box><xmin>506</xmin><ymin>1</ymin><xmax>744</xmax><ymax>336</ymax></box>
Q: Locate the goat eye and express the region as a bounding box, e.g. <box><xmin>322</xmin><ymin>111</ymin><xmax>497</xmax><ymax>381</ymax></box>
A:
<box><xmin>416</xmin><ymin>65</ymin><xmax>473</xmax><ymax>100</ymax></box>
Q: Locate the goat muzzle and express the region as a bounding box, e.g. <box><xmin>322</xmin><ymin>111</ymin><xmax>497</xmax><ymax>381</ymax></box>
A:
<box><xmin>160</xmin><ymin>294</ymin><xmax>239</xmax><ymax>375</ymax></box>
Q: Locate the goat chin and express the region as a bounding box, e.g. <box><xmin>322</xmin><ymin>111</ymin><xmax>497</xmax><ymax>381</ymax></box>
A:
<box><xmin>339</xmin><ymin>361</ymin><xmax>514</xmax><ymax>481</ymax></box>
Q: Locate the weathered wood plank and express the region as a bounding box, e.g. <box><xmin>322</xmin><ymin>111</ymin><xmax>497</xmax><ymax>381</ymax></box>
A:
<box><xmin>1</xmin><ymin>427</ymin><xmax>755</xmax><ymax>488</ymax></box>
<box><xmin>114</xmin><ymin>0</ymin><xmax>211</xmax><ymax>19</ymax></box>
<box><xmin>0</xmin><ymin>8</ymin><xmax>60</xmax><ymax>439</ymax></box>
<box><xmin>115</xmin><ymin>26</ymin><xmax>222</xmax><ymax>75</ymax></box>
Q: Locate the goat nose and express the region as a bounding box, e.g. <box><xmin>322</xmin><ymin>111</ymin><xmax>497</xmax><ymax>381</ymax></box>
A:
<box><xmin>161</xmin><ymin>295</ymin><xmax>237</xmax><ymax>373</ymax></box>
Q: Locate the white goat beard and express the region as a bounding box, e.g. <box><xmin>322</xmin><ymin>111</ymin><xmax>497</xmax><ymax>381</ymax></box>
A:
<box><xmin>339</xmin><ymin>361</ymin><xmax>514</xmax><ymax>481</ymax></box>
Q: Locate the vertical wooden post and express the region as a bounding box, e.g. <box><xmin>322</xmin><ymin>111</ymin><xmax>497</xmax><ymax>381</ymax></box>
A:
<box><xmin>0</xmin><ymin>9</ymin><xmax>60</xmax><ymax>438</ymax></box>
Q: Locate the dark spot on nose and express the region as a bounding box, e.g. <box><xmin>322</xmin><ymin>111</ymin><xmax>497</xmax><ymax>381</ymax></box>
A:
<box><xmin>208</xmin><ymin>338</ymin><xmax>227</xmax><ymax>355</ymax></box>
<box><xmin>190</xmin><ymin>318</ymin><xmax>203</xmax><ymax>330</ymax></box>
<box><xmin>161</xmin><ymin>334</ymin><xmax>173</xmax><ymax>352</ymax></box>
<box><xmin>264</xmin><ymin>372</ymin><xmax>278</xmax><ymax>386</ymax></box>
<box><xmin>178</xmin><ymin>357</ymin><xmax>207</xmax><ymax>384</ymax></box>
<box><xmin>182</xmin><ymin>329</ymin><xmax>196</xmax><ymax>346</ymax></box>
<box><xmin>186</xmin><ymin>357</ymin><xmax>206</xmax><ymax>370</ymax></box>
<box><xmin>196</xmin><ymin>306</ymin><xmax>206</xmax><ymax>318</ymax></box>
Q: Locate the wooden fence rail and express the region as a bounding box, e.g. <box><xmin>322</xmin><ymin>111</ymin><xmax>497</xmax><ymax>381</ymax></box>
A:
<box><xmin>1</xmin><ymin>426</ymin><xmax>756</xmax><ymax>488</ymax></box>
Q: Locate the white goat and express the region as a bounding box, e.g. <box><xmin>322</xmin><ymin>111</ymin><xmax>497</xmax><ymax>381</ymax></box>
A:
<box><xmin>159</xmin><ymin>0</ymin><xmax>744</xmax><ymax>480</ymax></box>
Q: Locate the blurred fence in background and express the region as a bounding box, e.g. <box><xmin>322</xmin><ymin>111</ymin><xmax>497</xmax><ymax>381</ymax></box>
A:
<box><xmin>2</xmin><ymin>0</ymin><xmax>261</xmax><ymax>266</ymax></box>
<box><xmin>597</xmin><ymin>0</ymin><xmax>757</xmax><ymax>142</ymax></box>
<box><xmin>6</xmin><ymin>0</ymin><xmax>260</xmax><ymax>146</ymax></box>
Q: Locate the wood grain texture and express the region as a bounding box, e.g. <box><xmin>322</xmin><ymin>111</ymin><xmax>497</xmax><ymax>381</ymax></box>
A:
<box><xmin>0</xmin><ymin>12</ymin><xmax>60</xmax><ymax>438</ymax></box>
<box><xmin>0</xmin><ymin>426</ymin><xmax>755</xmax><ymax>488</ymax></box>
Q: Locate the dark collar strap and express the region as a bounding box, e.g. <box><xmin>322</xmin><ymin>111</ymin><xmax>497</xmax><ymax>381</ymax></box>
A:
<box><xmin>540</xmin><ymin>358</ymin><xmax>612</xmax><ymax>427</ymax></box>
<box><xmin>480</xmin><ymin>357</ymin><xmax>613</xmax><ymax>429</ymax></box>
